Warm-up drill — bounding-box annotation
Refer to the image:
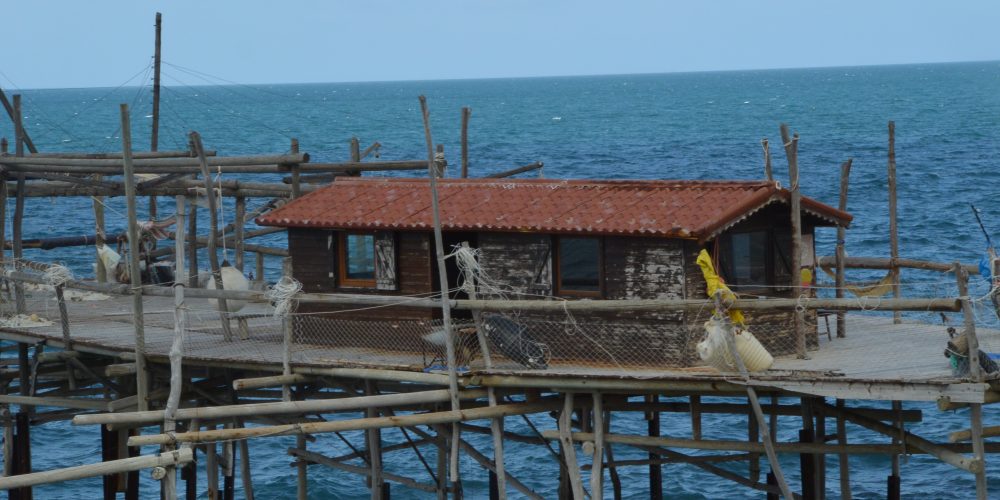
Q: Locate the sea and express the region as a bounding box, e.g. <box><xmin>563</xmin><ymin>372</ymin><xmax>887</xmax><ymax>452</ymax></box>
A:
<box><xmin>0</xmin><ymin>60</ymin><xmax>999</xmax><ymax>498</ymax></box>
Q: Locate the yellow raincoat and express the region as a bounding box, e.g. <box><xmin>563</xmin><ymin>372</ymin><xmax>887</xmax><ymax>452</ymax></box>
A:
<box><xmin>695</xmin><ymin>249</ymin><xmax>746</xmax><ymax>326</ymax></box>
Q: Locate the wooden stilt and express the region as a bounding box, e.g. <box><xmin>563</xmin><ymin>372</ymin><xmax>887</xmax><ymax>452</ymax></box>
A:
<box><xmin>835</xmin><ymin>399</ymin><xmax>851</xmax><ymax>499</ymax></box>
<box><xmin>647</xmin><ymin>394</ymin><xmax>661</xmax><ymax>500</ymax></box>
<box><xmin>603</xmin><ymin>410</ymin><xmax>622</xmax><ymax>500</ymax></box>
<box><xmin>101</xmin><ymin>424</ymin><xmax>117</xmax><ymax>500</ymax></box>
<box><xmin>187</xmin><ymin>198</ymin><xmax>198</xmax><ymax>288</ymax></box>
<box><xmin>690</xmin><ymin>395</ymin><xmax>701</xmax><ymax>439</ymax></box>
<box><xmin>290</xmin><ymin>138</ymin><xmax>301</xmax><ymax>198</ymax></box>
<box><xmin>557</xmin><ymin>393</ymin><xmax>584</xmax><ymax>499</ymax></box>
<box><xmin>799</xmin><ymin>398</ymin><xmax>816</xmax><ymax>499</ymax></box>
<box><xmin>367</xmin><ymin>380</ymin><xmax>384</xmax><ymax>499</ymax></box>
<box><xmin>223</xmin><ymin>422</ymin><xmax>235</xmax><ymax>500</ymax></box>
<box><xmin>749</xmin><ymin>397</ymin><xmax>760</xmax><ymax>484</ymax></box>
<box><xmin>591</xmin><ymin>393</ymin><xmax>605</xmax><ymax>500</ymax></box>
<box><xmin>206</xmin><ymin>424</ymin><xmax>219</xmax><ymax>500</ymax></box>
<box><xmin>10</xmin><ymin>412</ymin><xmax>32</xmax><ymax>500</ymax></box>
<box><xmin>237</xmin><ymin>421</ymin><xmax>255</xmax><ymax>500</ymax></box>
<box><xmin>815</xmin><ymin>398</ymin><xmax>827</xmax><ymax>500</ymax></box>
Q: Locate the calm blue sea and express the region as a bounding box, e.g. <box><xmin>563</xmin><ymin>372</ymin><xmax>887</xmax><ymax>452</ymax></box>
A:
<box><xmin>1</xmin><ymin>61</ymin><xmax>999</xmax><ymax>498</ymax></box>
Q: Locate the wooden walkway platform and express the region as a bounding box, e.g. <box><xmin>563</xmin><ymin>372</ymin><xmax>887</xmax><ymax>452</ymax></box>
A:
<box><xmin>0</xmin><ymin>287</ymin><xmax>993</xmax><ymax>404</ymax></box>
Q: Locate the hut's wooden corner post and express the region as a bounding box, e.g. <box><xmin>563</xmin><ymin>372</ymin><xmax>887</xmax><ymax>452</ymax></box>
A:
<box><xmin>714</xmin><ymin>292</ymin><xmax>794</xmax><ymax>499</ymax></box>
<box><xmin>120</xmin><ymin>103</ymin><xmax>149</xmax><ymax>413</ymax></box>
<box><xmin>762</xmin><ymin>138</ymin><xmax>772</xmax><ymax>181</ymax></box>
<box><xmin>461</xmin><ymin>107</ymin><xmax>471</xmax><ymax>178</ymax></box>
<box><xmin>888</xmin><ymin>122</ymin><xmax>901</xmax><ymax>324</ymax></box>
<box><xmin>459</xmin><ymin>241</ymin><xmax>508</xmax><ymax>498</ymax></box>
<box><xmin>191</xmin><ymin>131</ymin><xmax>233</xmax><ymax>341</ymax></box>
<box><xmin>419</xmin><ymin>95</ymin><xmax>463</xmax><ymax>488</ymax></box>
<box><xmin>954</xmin><ymin>262</ymin><xmax>988</xmax><ymax>500</ymax></box>
<box><xmin>780</xmin><ymin>123</ymin><xmax>807</xmax><ymax>359</ymax></box>
<box><xmin>835</xmin><ymin>159</ymin><xmax>853</xmax><ymax>338</ymax></box>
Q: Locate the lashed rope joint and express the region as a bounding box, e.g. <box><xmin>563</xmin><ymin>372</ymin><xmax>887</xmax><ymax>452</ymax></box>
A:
<box><xmin>266</xmin><ymin>276</ymin><xmax>302</xmax><ymax>317</ymax></box>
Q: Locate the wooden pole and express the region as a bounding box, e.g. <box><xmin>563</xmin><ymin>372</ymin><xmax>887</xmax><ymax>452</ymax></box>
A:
<box><xmin>459</xmin><ymin>241</ymin><xmax>507</xmax><ymax>498</ymax></box>
<box><xmin>187</xmin><ymin>196</ymin><xmax>198</xmax><ymax>288</ymax></box>
<box><xmin>461</xmin><ymin>107</ymin><xmax>471</xmax><ymax>178</ymax></box>
<box><xmin>955</xmin><ymin>262</ymin><xmax>988</xmax><ymax>499</ymax></box>
<box><xmin>290</xmin><ymin>138</ymin><xmax>301</xmax><ymax>198</ymax></box>
<box><xmin>234</xmin><ymin>196</ymin><xmax>249</xmax><ymax>339</ymax></box>
<box><xmin>281</xmin><ymin>257</ymin><xmax>294</xmax><ymax>402</ymax></box>
<box><xmin>150</xmin><ymin>12</ymin><xmax>162</xmax><ymax>154</ymax></box>
<box><xmin>762</xmin><ymin>138</ymin><xmax>772</xmax><ymax>181</ymax></box>
<box><xmin>175</xmin><ymin>196</ymin><xmax>187</xmax><ymax>286</ymax></box>
<box><xmin>419</xmin><ymin>95</ymin><xmax>462</xmax><ymax>486</ymax></box>
<box><xmin>715</xmin><ymin>293</ymin><xmax>794</xmax><ymax>499</ymax></box>
<box><xmin>0</xmin><ymin>88</ymin><xmax>36</xmax><ymax>154</ymax></box>
<box><xmin>162</xmin><ymin>276</ymin><xmax>186</xmax><ymax>500</ymax></box>
<box><xmin>149</xmin><ymin>12</ymin><xmax>163</xmax><ymax>220</ymax></box>
<box><xmin>888</xmin><ymin>401</ymin><xmax>901</xmax><ymax>500</ymax></box>
<box><xmin>647</xmin><ymin>395</ymin><xmax>662</xmax><ymax>500</ymax></box>
<box><xmin>120</xmin><ymin>104</ymin><xmax>149</xmax><ymax>412</ymax></box>
<box><xmin>0</xmin><ymin>449</ymin><xmax>193</xmax><ymax>491</ymax></box>
<box><xmin>835</xmin><ymin>159</ymin><xmax>852</xmax><ymax>338</ymax></box>
<box><xmin>591</xmin><ymin>393</ymin><xmax>605</xmax><ymax>500</ymax></box>
<box><xmin>836</xmin><ymin>399</ymin><xmax>851</xmax><ymax>499</ymax></box>
<box><xmin>780</xmin><ymin>124</ymin><xmax>806</xmax><ymax>358</ymax></box>
<box><xmin>888</xmin><ymin>122</ymin><xmax>901</xmax><ymax>324</ymax></box>
<box><xmin>12</xmin><ymin>95</ymin><xmax>26</xmax><ymax>315</ymax></box>
<box><xmin>366</xmin><ymin>380</ymin><xmax>384</xmax><ymax>499</ymax></box>
<box><xmin>191</xmin><ymin>131</ymin><xmax>233</xmax><ymax>341</ymax></box>
<box><xmin>557</xmin><ymin>393</ymin><xmax>585</xmax><ymax>499</ymax></box>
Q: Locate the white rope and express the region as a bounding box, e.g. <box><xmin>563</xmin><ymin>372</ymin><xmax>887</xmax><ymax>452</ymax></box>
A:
<box><xmin>42</xmin><ymin>264</ymin><xmax>74</xmax><ymax>287</ymax></box>
<box><xmin>265</xmin><ymin>276</ymin><xmax>302</xmax><ymax>318</ymax></box>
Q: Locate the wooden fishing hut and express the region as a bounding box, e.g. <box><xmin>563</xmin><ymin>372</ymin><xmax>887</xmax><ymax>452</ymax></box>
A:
<box><xmin>256</xmin><ymin>177</ymin><xmax>851</xmax><ymax>367</ymax></box>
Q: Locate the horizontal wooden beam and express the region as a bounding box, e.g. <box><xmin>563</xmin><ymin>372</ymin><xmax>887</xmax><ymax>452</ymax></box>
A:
<box><xmin>817</xmin><ymin>255</ymin><xmax>978</xmax><ymax>274</ymax></box>
<box><xmin>289</xmin><ymin>448</ymin><xmax>437</xmax><ymax>493</ymax></box>
<box><xmin>485</xmin><ymin>161</ymin><xmax>544</xmax><ymax>178</ymax></box>
<box><xmin>74</xmin><ymin>389</ymin><xmax>485</xmax><ymax>427</ymax></box>
<box><xmin>454</xmin><ymin>297</ymin><xmax>962</xmax><ymax>313</ymax></box>
<box><xmin>0</xmin><ymin>449</ymin><xmax>192</xmax><ymax>491</ymax></box>
<box><xmin>0</xmin><ymin>153</ymin><xmax>306</xmax><ymax>168</ymax></box>
<box><xmin>0</xmin><ymin>394</ymin><xmax>110</xmax><ymax>411</ymax></box>
<box><xmin>26</xmin><ymin>150</ymin><xmax>213</xmax><ymax>159</ymax></box>
<box><xmin>127</xmin><ymin>400</ymin><xmax>559</xmax><ymax>446</ymax></box>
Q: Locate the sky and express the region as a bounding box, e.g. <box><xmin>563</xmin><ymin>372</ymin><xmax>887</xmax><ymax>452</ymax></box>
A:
<box><xmin>3</xmin><ymin>1</ymin><xmax>999</xmax><ymax>89</ymax></box>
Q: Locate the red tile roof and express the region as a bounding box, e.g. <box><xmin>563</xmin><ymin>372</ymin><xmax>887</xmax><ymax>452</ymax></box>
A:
<box><xmin>257</xmin><ymin>178</ymin><xmax>851</xmax><ymax>241</ymax></box>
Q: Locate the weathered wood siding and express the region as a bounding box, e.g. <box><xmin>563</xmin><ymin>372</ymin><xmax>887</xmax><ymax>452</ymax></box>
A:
<box><xmin>289</xmin><ymin>229</ymin><xmax>435</xmax><ymax>349</ymax></box>
<box><xmin>478</xmin><ymin>233</ymin><xmax>552</xmax><ymax>297</ymax></box>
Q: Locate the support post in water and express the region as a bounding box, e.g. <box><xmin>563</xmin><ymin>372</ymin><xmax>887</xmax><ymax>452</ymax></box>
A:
<box><xmin>780</xmin><ymin>123</ymin><xmax>807</xmax><ymax>358</ymax></box>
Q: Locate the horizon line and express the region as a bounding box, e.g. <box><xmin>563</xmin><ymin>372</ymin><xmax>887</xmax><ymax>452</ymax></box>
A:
<box><xmin>9</xmin><ymin>58</ymin><xmax>998</xmax><ymax>93</ymax></box>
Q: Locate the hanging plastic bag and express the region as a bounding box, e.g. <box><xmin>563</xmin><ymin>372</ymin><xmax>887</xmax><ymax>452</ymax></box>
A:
<box><xmin>697</xmin><ymin>318</ymin><xmax>773</xmax><ymax>372</ymax></box>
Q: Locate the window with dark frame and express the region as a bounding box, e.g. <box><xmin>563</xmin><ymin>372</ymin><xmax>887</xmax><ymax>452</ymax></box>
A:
<box><xmin>556</xmin><ymin>236</ymin><xmax>602</xmax><ymax>296</ymax></box>
<box><xmin>338</xmin><ymin>232</ymin><xmax>376</xmax><ymax>287</ymax></box>
<box><xmin>719</xmin><ymin>228</ymin><xmax>793</xmax><ymax>292</ymax></box>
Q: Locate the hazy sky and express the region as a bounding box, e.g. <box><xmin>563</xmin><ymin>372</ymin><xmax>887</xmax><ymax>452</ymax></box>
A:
<box><xmin>4</xmin><ymin>1</ymin><xmax>999</xmax><ymax>89</ymax></box>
